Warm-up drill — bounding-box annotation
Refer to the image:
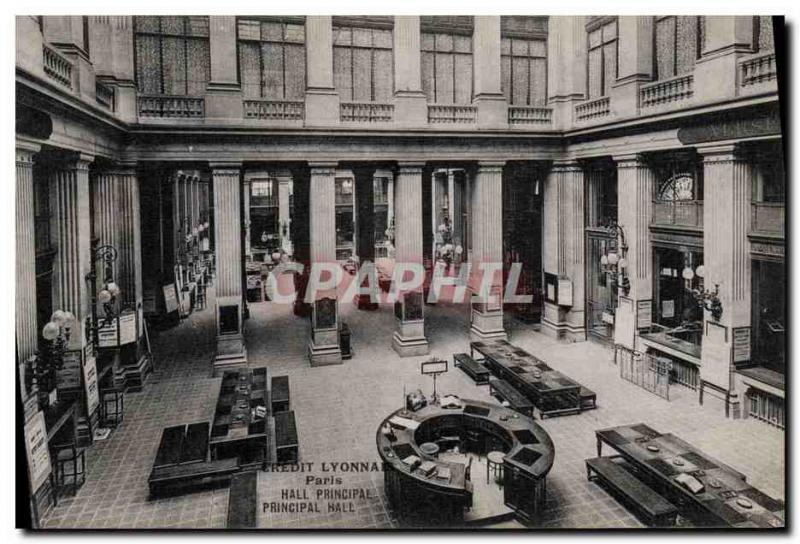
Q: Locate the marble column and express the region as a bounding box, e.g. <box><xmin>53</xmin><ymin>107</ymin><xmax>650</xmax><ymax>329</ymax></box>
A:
<box><xmin>16</xmin><ymin>139</ymin><xmax>40</xmax><ymax>364</ymax></box>
<box><xmin>392</xmin><ymin>162</ymin><xmax>429</xmax><ymax>356</ymax></box>
<box><xmin>541</xmin><ymin>161</ymin><xmax>586</xmax><ymax>342</ymax></box>
<box><xmin>612</xmin><ymin>155</ymin><xmax>655</xmax><ymax>350</ymax></box>
<box><xmin>116</xmin><ymin>165</ymin><xmax>144</xmax><ymax>314</ymax></box>
<box><xmin>353</xmin><ymin>165</ymin><xmax>378</xmax><ymax>310</ymax></box>
<box><xmin>305</xmin><ymin>16</ymin><xmax>339</xmax><ymax>125</ymax></box>
<box><xmin>393</xmin><ymin>16</ymin><xmax>427</xmax><ymax>126</ymax></box>
<box><xmin>473</xmin><ymin>16</ymin><xmax>507</xmax><ymax>128</ymax></box>
<box><xmin>308</xmin><ymin>162</ymin><xmax>342</xmax><ymax>365</ymax></box>
<box><xmin>278</xmin><ymin>178</ymin><xmax>292</xmax><ymax>255</ymax></box>
<box><xmin>699</xmin><ymin>145</ymin><xmax>752</xmax><ymax>417</ymax></box>
<box><xmin>211</xmin><ymin>164</ymin><xmax>247</xmax><ymax>371</ymax></box>
<box><xmin>242</xmin><ymin>178</ymin><xmax>251</xmax><ymax>260</ymax></box>
<box><xmin>51</xmin><ymin>153</ymin><xmax>94</xmax><ymax>351</ymax></box>
<box><xmin>469</xmin><ymin>162</ymin><xmax>507</xmax><ymax>341</ymax></box>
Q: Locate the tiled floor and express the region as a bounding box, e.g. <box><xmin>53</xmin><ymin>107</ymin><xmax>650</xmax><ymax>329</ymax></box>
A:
<box><xmin>41</xmin><ymin>286</ymin><xmax>785</xmax><ymax>529</ymax></box>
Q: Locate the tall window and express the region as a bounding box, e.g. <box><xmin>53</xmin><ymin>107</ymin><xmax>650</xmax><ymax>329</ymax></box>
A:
<box><xmin>134</xmin><ymin>16</ymin><xmax>210</xmax><ymax>95</ymax></box>
<box><xmin>421</xmin><ymin>32</ymin><xmax>473</xmax><ymax>104</ymax></box>
<box><xmin>756</xmin><ymin>16</ymin><xmax>775</xmax><ymax>53</ymax></box>
<box><xmin>501</xmin><ymin>37</ymin><xmax>547</xmax><ymax>106</ymax></box>
<box><xmin>333</xmin><ymin>25</ymin><xmax>393</xmax><ymax>103</ymax></box>
<box><xmin>238</xmin><ymin>18</ymin><xmax>306</xmax><ymax>100</ymax></box>
<box><xmin>654</xmin><ymin>157</ymin><xmax>703</xmax><ymax>201</ymax></box>
<box><xmin>654</xmin><ymin>16</ymin><xmax>703</xmax><ymax>81</ymax></box>
<box><xmin>587</xmin><ymin>18</ymin><xmax>617</xmax><ymax>99</ymax></box>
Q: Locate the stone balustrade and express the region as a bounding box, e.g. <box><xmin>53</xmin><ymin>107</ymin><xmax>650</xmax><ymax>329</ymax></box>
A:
<box><xmin>740</xmin><ymin>52</ymin><xmax>777</xmax><ymax>87</ymax></box>
<box><xmin>751</xmin><ymin>201</ymin><xmax>784</xmax><ymax>237</ymax></box>
<box><xmin>42</xmin><ymin>43</ymin><xmax>73</xmax><ymax>89</ymax></box>
<box><xmin>427</xmin><ymin>104</ymin><xmax>477</xmax><ymax>124</ymax></box>
<box><xmin>508</xmin><ymin>106</ymin><xmax>552</xmax><ymax>126</ymax></box>
<box><xmin>340</xmin><ymin>102</ymin><xmax>394</xmax><ymax>123</ymax></box>
<box><xmin>574</xmin><ymin>96</ymin><xmax>610</xmax><ymax>122</ymax></box>
<box><xmin>243</xmin><ymin>99</ymin><xmax>305</xmax><ymax>121</ymax></box>
<box><xmin>652</xmin><ymin>200</ymin><xmax>703</xmax><ymax>229</ymax></box>
<box><xmin>640</xmin><ymin>74</ymin><xmax>693</xmax><ymax>109</ymax></box>
<box><xmin>138</xmin><ymin>95</ymin><xmax>205</xmax><ymax>118</ymax></box>
<box><xmin>95</xmin><ymin>81</ymin><xmax>115</xmax><ymax>111</ymax></box>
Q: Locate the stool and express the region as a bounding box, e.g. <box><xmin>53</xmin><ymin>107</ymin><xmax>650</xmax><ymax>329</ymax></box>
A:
<box><xmin>51</xmin><ymin>443</ymin><xmax>86</xmax><ymax>499</ymax></box>
<box><xmin>419</xmin><ymin>442</ymin><xmax>440</xmax><ymax>457</ymax></box>
<box><xmin>100</xmin><ymin>387</ymin><xmax>124</xmax><ymax>428</ymax></box>
<box><xmin>487</xmin><ymin>450</ymin><xmax>505</xmax><ymax>486</ymax></box>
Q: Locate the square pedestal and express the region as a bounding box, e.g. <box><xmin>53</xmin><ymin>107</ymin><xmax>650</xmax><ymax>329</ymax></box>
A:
<box><xmin>392</xmin><ymin>320</ymin><xmax>429</xmax><ymax>357</ymax></box>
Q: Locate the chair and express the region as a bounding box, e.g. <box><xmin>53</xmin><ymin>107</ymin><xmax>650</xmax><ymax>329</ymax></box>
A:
<box><xmin>50</xmin><ymin>442</ymin><xmax>86</xmax><ymax>500</ymax></box>
<box><xmin>100</xmin><ymin>386</ymin><xmax>125</xmax><ymax>429</ymax></box>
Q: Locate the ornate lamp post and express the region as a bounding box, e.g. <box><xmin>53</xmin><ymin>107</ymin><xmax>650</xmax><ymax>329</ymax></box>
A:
<box><xmin>599</xmin><ymin>220</ymin><xmax>630</xmax><ymax>296</ymax></box>
<box><xmin>32</xmin><ymin>309</ymin><xmax>75</xmax><ymax>408</ymax></box>
<box><xmin>685</xmin><ymin>264</ymin><xmax>723</xmax><ymax>321</ymax></box>
<box><xmin>85</xmin><ymin>243</ymin><xmax>122</xmax><ymax>346</ymax></box>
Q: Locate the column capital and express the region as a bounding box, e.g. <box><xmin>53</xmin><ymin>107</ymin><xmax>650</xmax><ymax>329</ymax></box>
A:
<box><xmin>696</xmin><ymin>143</ymin><xmax>744</xmax><ymax>163</ymax></box>
<box><xmin>612</xmin><ymin>153</ymin><xmax>649</xmax><ymax>168</ymax></box>
<box><xmin>16</xmin><ymin>137</ymin><xmax>41</xmax><ymax>159</ymax></box>
<box><xmin>476</xmin><ymin>160</ymin><xmax>506</xmax><ymax>173</ymax></box>
<box><xmin>210</xmin><ymin>162</ymin><xmax>242</xmax><ymax>175</ymax></box>
<box><xmin>395</xmin><ymin>161</ymin><xmax>426</xmax><ymax>175</ymax></box>
<box><xmin>308</xmin><ymin>161</ymin><xmax>338</xmax><ymax>176</ymax></box>
<box><xmin>550</xmin><ymin>159</ymin><xmax>583</xmax><ymax>172</ymax></box>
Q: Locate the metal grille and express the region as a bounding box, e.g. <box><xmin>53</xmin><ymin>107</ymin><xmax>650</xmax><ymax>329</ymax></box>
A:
<box><xmin>616</xmin><ymin>345</ymin><xmax>671</xmax><ymax>400</ymax></box>
<box><xmin>747</xmin><ymin>387</ymin><xmax>785</xmax><ymax>430</ymax></box>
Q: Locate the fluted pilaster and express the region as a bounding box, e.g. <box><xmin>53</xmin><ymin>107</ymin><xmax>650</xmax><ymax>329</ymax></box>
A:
<box><xmin>116</xmin><ymin>166</ymin><xmax>143</xmax><ymax>310</ymax></box>
<box><xmin>309</xmin><ymin>164</ymin><xmax>337</xmax><ymax>265</ymax></box>
<box><xmin>16</xmin><ymin>140</ymin><xmax>40</xmax><ymax>363</ymax></box>
<box><xmin>394</xmin><ymin>163</ymin><xmax>424</xmax><ymax>265</ymax></box>
<box><xmin>212</xmin><ymin>166</ymin><xmax>243</xmax><ymax>299</ymax></box>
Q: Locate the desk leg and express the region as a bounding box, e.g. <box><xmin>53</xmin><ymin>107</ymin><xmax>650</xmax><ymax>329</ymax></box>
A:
<box><xmin>699</xmin><ymin>381</ymin><xmax>705</xmax><ymax>406</ymax></box>
<box><xmin>596</xmin><ymin>436</ymin><xmax>602</xmax><ymax>458</ymax></box>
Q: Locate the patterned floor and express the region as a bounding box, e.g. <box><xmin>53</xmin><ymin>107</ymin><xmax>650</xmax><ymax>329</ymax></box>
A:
<box><xmin>40</xmin><ymin>286</ymin><xmax>785</xmax><ymax>529</ymax></box>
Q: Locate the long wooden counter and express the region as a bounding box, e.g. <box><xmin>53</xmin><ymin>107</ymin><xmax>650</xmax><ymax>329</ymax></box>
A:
<box><xmin>376</xmin><ymin>399</ymin><xmax>555</xmax><ymax>527</ymax></box>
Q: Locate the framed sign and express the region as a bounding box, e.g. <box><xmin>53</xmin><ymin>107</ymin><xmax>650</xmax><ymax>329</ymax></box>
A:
<box><xmin>57</xmin><ymin>349</ymin><xmax>82</xmax><ymax>390</ymax></box>
<box><xmin>23</xmin><ymin>411</ymin><xmax>51</xmax><ymax>492</ymax></box>
<box><xmin>315</xmin><ymin>297</ymin><xmax>337</xmax><ymax>329</ymax></box>
<box><xmin>557</xmin><ymin>277</ymin><xmax>573</xmax><ymax>307</ymax></box>
<box><xmin>637</xmin><ymin>300</ymin><xmax>653</xmax><ymax>329</ymax></box>
<box><xmin>421</xmin><ymin>359</ymin><xmax>447</xmax><ymax>375</ymax></box>
<box><xmin>163</xmin><ymin>283</ymin><xmax>179</xmax><ymax>314</ymax></box>
<box><xmin>544</xmin><ymin>273</ymin><xmax>558</xmax><ymax>304</ymax></box>
<box><xmin>98</xmin><ymin>311</ymin><xmax>137</xmax><ymax>348</ymax></box>
<box><xmin>732</xmin><ymin>327</ymin><xmax>752</xmax><ymax>363</ymax></box>
<box><xmin>404</xmin><ymin>292</ymin><xmax>423</xmax><ymax>321</ymax></box>
<box><xmin>83</xmin><ymin>355</ymin><xmax>100</xmax><ymax>416</ymax></box>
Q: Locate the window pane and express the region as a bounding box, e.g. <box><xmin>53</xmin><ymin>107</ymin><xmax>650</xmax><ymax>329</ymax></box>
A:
<box><xmin>333</xmin><ymin>46</ymin><xmax>353</xmax><ymax>101</ymax></box>
<box><xmin>602</xmin><ymin>21</ymin><xmax>617</xmax><ymax>42</ymax></box>
<box><xmin>186</xmin><ymin>16</ymin><xmax>209</xmax><ymax>37</ymax></box>
<box><xmin>529</xmin><ymin>39</ymin><xmax>546</xmax><ymax>57</ymax></box>
<box><xmin>453</xmin><ymin>34</ymin><xmax>471</xmax><ymax>53</ymax></box>
<box><xmin>675</xmin><ymin>16</ymin><xmax>698</xmax><ymax>74</ymax></box>
<box><xmin>435</xmin><ymin>33</ymin><xmax>453</xmax><ymax>53</ymax></box>
<box><xmin>453</xmin><ymin>53</ymin><xmax>472</xmax><ymax>104</ymax></box>
<box><xmin>511</xmin><ymin>39</ymin><xmax>528</xmax><ymax>56</ymax></box>
<box><xmin>135</xmin><ymin>16</ymin><xmax>160</xmax><ymax>34</ymax></box>
<box><xmin>161</xmin><ymin>36</ymin><xmax>187</xmax><ymax>95</ymax></box>
<box><xmin>262</xmin><ymin>42</ymin><xmax>284</xmax><ymax>99</ymax></box>
<box><xmin>603</xmin><ymin>41</ymin><xmax>616</xmax><ymax>95</ymax></box>
<box><xmin>587</xmin><ymin>47</ymin><xmax>602</xmax><ymax>99</ymax></box>
<box><xmin>239</xmin><ymin>42</ymin><xmax>261</xmax><ymax>98</ymax></box>
<box><xmin>530</xmin><ymin>57</ymin><xmax>547</xmax><ymax>106</ymax></box>
<box><xmin>161</xmin><ymin>16</ymin><xmax>185</xmax><ymax>36</ymax></box>
<box><xmin>435</xmin><ymin>52</ymin><xmax>454</xmax><ymax>104</ymax></box>
<box><xmin>352</xmin><ymin>47</ymin><xmax>372</xmax><ymax>101</ymax></box>
<box><xmin>262</xmin><ymin>21</ymin><xmax>283</xmax><ymax>42</ymax></box>
<box><xmin>186</xmin><ymin>38</ymin><xmax>209</xmax><ymax>95</ymax></box>
<box><xmin>656</xmin><ymin>17</ymin><xmax>676</xmax><ymax>79</ymax></box>
<box><xmin>373</xmin><ymin>29</ymin><xmax>392</xmax><ymax>49</ymax></box>
<box><xmin>511</xmin><ymin>56</ymin><xmax>529</xmax><ymax>105</ymax></box>
<box><xmin>500</xmin><ymin>37</ymin><xmax>511</xmax><ymax>56</ymax></box>
<box><xmin>333</xmin><ymin>26</ymin><xmax>351</xmax><ymax>46</ymax></box>
<box><xmin>285</xmin><ymin>23</ymin><xmax>305</xmax><ymax>43</ymax></box>
<box><xmin>373</xmin><ymin>49</ymin><xmax>393</xmax><ymax>102</ymax></box>
<box><xmin>421</xmin><ymin>50</ymin><xmax>436</xmax><ymax>101</ymax></box>
<box><xmin>284</xmin><ymin>44</ymin><xmax>306</xmax><ymax>100</ymax></box>
<box><xmin>420</xmin><ymin>32</ymin><xmax>435</xmax><ymax>52</ymax></box>
<box><xmin>238</xmin><ymin>19</ymin><xmax>260</xmax><ymax>41</ymax></box>
<box><xmin>501</xmin><ymin>54</ymin><xmax>512</xmax><ymax>102</ymax></box>
<box><xmin>588</xmin><ymin>28</ymin><xmax>601</xmax><ymax>49</ymax></box>
<box><xmin>352</xmin><ymin>27</ymin><xmax>372</xmax><ymax>48</ymax></box>
<box><xmin>135</xmin><ymin>34</ymin><xmax>162</xmax><ymax>93</ymax></box>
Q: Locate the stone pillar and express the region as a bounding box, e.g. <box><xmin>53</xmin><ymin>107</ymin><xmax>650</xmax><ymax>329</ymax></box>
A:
<box><xmin>699</xmin><ymin>145</ymin><xmax>752</xmax><ymax>417</ymax></box>
<box><xmin>116</xmin><ymin>165</ymin><xmax>144</xmax><ymax>313</ymax></box>
<box><xmin>612</xmin><ymin>155</ymin><xmax>655</xmax><ymax>350</ymax></box>
<box><xmin>308</xmin><ymin>163</ymin><xmax>342</xmax><ymax>365</ymax></box>
<box><xmin>473</xmin><ymin>16</ymin><xmax>507</xmax><ymax>128</ymax></box>
<box><xmin>695</xmin><ymin>16</ymin><xmax>755</xmax><ymax>103</ymax></box>
<box><xmin>211</xmin><ymin>164</ymin><xmax>247</xmax><ymax>370</ymax></box>
<box><xmin>392</xmin><ymin>163</ymin><xmax>429</xmax><ymax>356</ymax></box>
<box><xmin>469</xmin><ymin>162</ymin><xmax>506</xmax><ymax>341</ymax></box>
<box><xmin>242</xmin><ymin>178</ymin><xmax>251</xmax><ymax>260</ymax></box>
<box><xmin>16</xmin><ymin>139</ymin><xmax>40</xmax><ymax>364</ymax></box>
<box><xmin>51</xmin><ymin>153</ymin><xmax>94</xmax><ymax>351</ymax></box>
<box><xmin>353</xmin><ymin>165</ymin><xmax>377</xmax><ymax>310</ymax></box>
<box><xmin>278</xmin><ymin>178</ymin><xmax>292</xmax><ymax>255</ymax></box>
<box><xmin>393</xmin><ymin>16</ymin><xmax>427</xmax><ymax>126</ymax></box>
<box><xmin>207</xmin><ymin>16</ymin><xmax>243</xmax><ymax>120</ymax></box>
<box><xmin>547</xmin><ymin>16</ymin><xmax>588</xmax><ymax>130</ymax></box>
<box><xmin>541</xmin><ymin>161</ymin><xmax>586</xmax><ymax>341</ymax></box>
<box><xmin>305</xmin><ymin>16</ymin><xmax>339</xmax><ymax>126</ymax></box>
<box><xmin>612</xmin><ymin>17</ymin><xmax>654</xmax><ymax>118</ymax></box>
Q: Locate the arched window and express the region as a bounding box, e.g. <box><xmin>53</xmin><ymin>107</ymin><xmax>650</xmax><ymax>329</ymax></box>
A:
<box><xmin>658</xmin><ymin>173</ymin><xmax>696</xmax><ymax>201</ymax></box>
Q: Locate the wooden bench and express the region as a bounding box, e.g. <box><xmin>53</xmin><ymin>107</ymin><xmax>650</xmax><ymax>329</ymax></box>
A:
<box><xmin>274</xmin><ymin>410</ymin><xmax>299</xmax><ymax>464</ymax></box>
<box><xmin>454</xmin><ymin>353</ymin><xmax>490</xmax><ymax>385</ymax></box>
<box><xmin>488</xmin><ymin>378</ymin><xmax>535</xmax><ymax>418</ymax></box>
<box><xmin>271</xmin><ymin>375</ymin><xmax>290</xmax><ymax>413</ymax></box>
<box><xmin>227</xmin><ymin>471</ymin><xmax>258</xmax><ymax>528</ymax></box>
<box><xmin>149</xmin><ymin>457</ymin><xmax>239</xmax><ymax>498</ymax></box>
<box><xmin>179</xmin><ymin>422</ymin><xmax>210</xmax><ymax>464</ymax></box>
<box><xmin>586</xmin><ymin>456</ymin><xmax>678</xmax><ymax>527</ymax></box>
<box><xmin>579</xmin><ymin>386</ymin><xmax>597</xmax><ymax>411</ymax></box>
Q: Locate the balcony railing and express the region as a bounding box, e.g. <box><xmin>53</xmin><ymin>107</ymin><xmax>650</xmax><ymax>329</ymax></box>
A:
<box><xmin>243</xmin><ymin>99</ymin><xmax>304</xmax><ymax>121</ymax></box>
<box><xmin>95</xmin><ymin>82</ymin><xmax>115</xmax><ymax>111</ymax></box>
<box><xmin>751</xmin><ymin>201</ymin><xmax>784</xmax><ymax>237</ymax></box>
<box><xmin>340</xmin><ymin>102</ymin><xmax>394</xmax><ymax>123</ymax></box>
<box><xmin>42</xmin><ymin>44</ymin><xmax>73</xmax><ymax>89</ymax></box>
<box><xmin>652</xmin><ymin>200</ymin><xmax>704</xmax><ymax>229</ymax></box>
<box><xmin>574</xmin><ymin>96</ymin><xmax>610</xmax><ymax>122</ymax></box>
<box><xmin>740</xmin><ymin>52</ymin><xmax>778</xmax><ymax>87</ymax></box>
<box><xmin>640</xmin><ymin>74</ymin><xmax>693</xmax><ymax>109</ymax></box>
<box><xmin>138</xmin><ymin>95</ymin><xmax>205</xmax><ymax>118</ymax></box>
<box><xmin>427</xmin><ymin>104</ymin><xmax>477</xmax><ymax>124</ymax></box>
<box><xmin>508</xmin><ymin>106</ymin><xmax>552</xmax><ymax>126</ymax></box>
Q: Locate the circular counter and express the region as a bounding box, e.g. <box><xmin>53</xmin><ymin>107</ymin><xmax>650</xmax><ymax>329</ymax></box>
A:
<box><xmin>376</xmin><ymin>399</ymin><xmax>554</xmax><ymax>527</ymax></box>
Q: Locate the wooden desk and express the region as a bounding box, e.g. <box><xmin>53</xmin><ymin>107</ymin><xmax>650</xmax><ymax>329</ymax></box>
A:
<box><xmin>44</xmin><ymin>400</ymin><xmax>78</xmax><ymax>444</ymax></box>
<box><xmin>596</xmin><ymin>423</ymin><xmax>784</xmax><ymax>528</ymax></box>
